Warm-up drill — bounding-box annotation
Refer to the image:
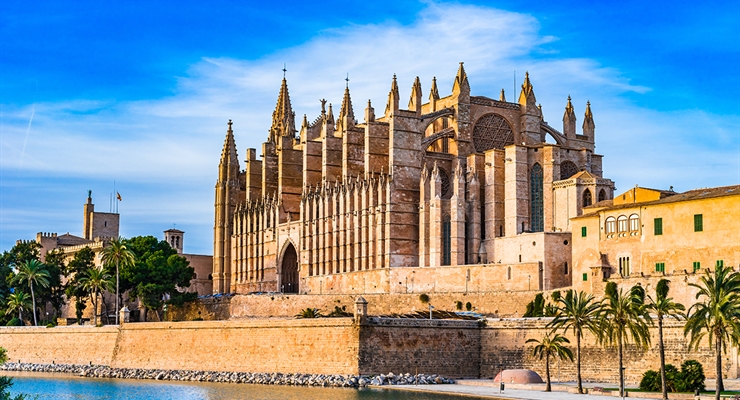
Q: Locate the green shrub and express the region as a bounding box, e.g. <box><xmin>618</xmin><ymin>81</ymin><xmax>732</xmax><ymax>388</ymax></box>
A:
<box><xmin>46</xmin><ymin>323</ymin><xmax>55</xmax><ymax>328</ymax></box>
<box><xmin>6</xmin><ymin>318</ymin><xmax>21</xmax><ymax>327</ymax></box>
<box><xmin>419</xmin><ymin>294</ymin><xmax>429</xmax><ymax>304</ymax></box>
<box><xmin>296</xmin><ymin>308</ymin><xmax>322</xmax><ymax>318</ymax></box>
<box><xmin>677</xmin><ymin>360</ymin><xmax>705</xmax><ymax>393</ymax></box>
<box><xmin>639</xmin><ymin>369</ymin><xmax>661</xmax><ymax>392</ymax></box>
<box><xmin>455</xmin><ymin>301</ymin><xmax>463</xmax><ymax>310</ymax></box>
<box><xmin>465</xmin><ymin>302</ymin><xmax>472</xmax><ymax>311</ymax></box>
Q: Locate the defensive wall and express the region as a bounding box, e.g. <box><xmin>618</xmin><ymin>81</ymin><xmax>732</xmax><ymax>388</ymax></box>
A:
<box><xmin>0</xmin><ymin>317</ymin><xmax>733</xmax><ymax>383</ymax></box>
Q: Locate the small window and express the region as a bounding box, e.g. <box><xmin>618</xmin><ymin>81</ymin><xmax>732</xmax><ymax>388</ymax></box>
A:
<box><xmin>564</xmin><ymin>262</ymin><xmax>569</xmax><ymax>275</ymax></box>
<box><xmin>692</xmin><ymin>261</ymin><xmax>701</xmax><ymax>272</ymax></box>
<box><xmin>655</xmin><ymin>262</ymin><xmax>665</xmax><ymax>273</ymax></box>
<box><xmin>605</xmin><ymin>217</ymin><xmax>616</xmax><ymax>234</ymax></box>
<box><xmin>581</xmin><ymin>226</ymin><xmax>587</xmax><ymax>237</ymax></box>
<box><xmin>694</xmin><ymin>214</ymin><xmax>703</xmax><ymax>232</ymax></box>
<box><xmin>617</xmin><ymin>215</ymin><xmax>628</xmax><ymax>233</ymax></box>
<box><xmin>583</xmin><ymin>273</ymin><xmax>588</xmax><ymax>282</ymax></box>
<box><xmin>629</xmin><ymin>214</ymin><xmax>639</xmax><ymax>232</ymax></box>
<box><xmin>507</xmin><ymin>266</ymin><xmax>512</xmax><ymax>280</ymax></box>
<box><xmin>619</xmin><ymin>256</ymin><xmax>631</xmax><ymax>277</ymax></box>
<box><xmin>716</xmin><ymin>260</ymin><xmax>724</xmax><ymax>268</ymax></box>
<box><xmin>654</xmin><ymin>218</ymin><xmax>663</xmax><ymax>236</ymax></box>
<box><xmin>583</xmin><ymin>189</ymin><xmax>592</xmax><ymax>207</ymax></box>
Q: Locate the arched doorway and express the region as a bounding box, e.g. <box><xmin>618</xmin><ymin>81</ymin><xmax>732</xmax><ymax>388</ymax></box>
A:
<box><xmin>281</xmin><ymin>243</ymin><xmax>299</xmax><ymax>293</ymax></box>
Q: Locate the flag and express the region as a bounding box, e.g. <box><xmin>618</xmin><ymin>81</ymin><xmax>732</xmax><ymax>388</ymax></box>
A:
<box><xmin>116</xmin><ymin>192</ymin><xmax>122</xmax><ymax>201</ymax></box>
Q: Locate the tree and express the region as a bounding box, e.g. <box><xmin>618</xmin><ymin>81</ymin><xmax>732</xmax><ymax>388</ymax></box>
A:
<box><xmin>526</xmin><ymin>331</ymin><xmax>574</xmax><ymax>391</ymax></box>
<box><xmin>101</xmin><ymin>238</ymin><xmax>135</xmax><ymax>324</ymax></box>
<box><xmin>79</xmin><ymin>267</ymin><xmax>114</xmax><ymax>326</ymax></box>
<box><xmin>548</xmin><ymin>289</ymin><xmax>601</xmax><ymax>394</ymax></box>
<box><xmin>11</xmin><ymin>260</ymin><xmax>50</xmax><ymax>326</ymax></box>
<box><xmin>684</xmin><ymin>264</ymin><xmax>740</xmax><ymax>400</ymax></box>
<box><xmin>64</xmin><ymin>247</ymin><xmax>96</xmax><ymax>324</ymax></box>
<box><xmin>122</xmin><ymin>236</ymin><xmax>194</xmax><ymax>321</ymax></box>
<box><xmin>646</xmin><ymin>279</ymin><xmax>685</xmax><ymax>400</ymax></box>
<box><xmin>598</xmin><ymin>282</ymin><xmax>652</xmax><ymax>397</ymax></box>
<box><xmin>4</xmin><ymin>292</ymin><xmax>31</xmax><ymax>323</ymax></box>
<box><xmin>35</xmin><ymin>249</ymin><xmax>65</xmax><ymax>322</ymax></box>
<box><xmin>0</xmin><ymin>242</ymin><xmax>41</xmax><ymax>323</ymax></box>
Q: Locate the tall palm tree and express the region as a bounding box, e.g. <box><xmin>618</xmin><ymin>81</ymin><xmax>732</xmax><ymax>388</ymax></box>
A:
<box><xmin>100</xmin><ymin>238</ymin><xmax>135</xmax><ymax>324</ymax></box>
<box><xmin>11</xmin><ymin>260</ymin><xmax>50</xmax><ymax>326</ymax></box>
<box><xmin>79</xmin><ymin>267</ymin><xmax>114</xmax><ymax>326</ymax></box>
<box><xmin>684</xmin><ymin>264</ymin><xmax>740</xmax><ymax>400</ymax></box>
<box><xmin>5</xmin><ymin>292</ymin><xmax>32</xmax><ymax>323</ymax></box>
<box><xmin>599</xmin><ymin>282</ymin><xmax>652</xmax><ymax>398</ymax></box>
<box><xmin>646</xmin><ymin>279</ymin><xmax>685</xmax><ymax>400</ymax></box>
<box><xmin>526</xmin><ymin>331</ymin><xmax>574</xmax><ymax>391</ymax></box>
<box><xmin>548</xmin><ymin>289</ymin><xmax>601</xmax><ymax>394</ymax></box>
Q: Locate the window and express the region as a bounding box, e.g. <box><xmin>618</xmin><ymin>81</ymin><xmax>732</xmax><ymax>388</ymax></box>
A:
<box><xmin>617</xmin><ymin>215</ymin><xmax>628</xmax><ymax>233</ymax></box>
<box><xmin>605</xmin><ymin>217</ymin><xmax>616</xmax><ymax>235</ymax></box>
<box><xmin>442</xmin><ymin>215</ymin><xmax>451</xmax><ymax>266</ymax></box>
<box><xmin>693</xmin><ymin>261</ymin><xmax>701</xmax><ymax>272</ymax></box>
<box><xmin>583</xmin><ymin>189</ymin><xmax>592</xmax><ymax>207</ymax></box>
<box><xmin>507</xmin><ymin>266</ymin><xmax>512</xmax><ymax>280</ymax></box>
<box><xmin>655</xmin><ymin>262</ymin><xmax>665</xmax><ymax>273</ymax></box>
<box><xmin>694</xmin><ymin>214</ymin><xmax>703</xmax><ymax>232</ymax></box>
<box><xmin>530</xmin><ymin>164</ymin><xmax>544</xmax><ymax>232</ymax></box>
<box><xmin>581</xmin><ymin>226</ymin><xmax>587</xmax><ymax>237</ymax></box>
<box><xmin>564</xmin><ymin>262</ymin><xmax>569</xmax><ymax>274</ymax></box>
<box><xmin>583</xmin><ymin>273</ymin><xmax>588</xmax><ymax>282</ymax></box>
<box><xmin>716</xmin><ymin>260</ymin><xmax>724</xmax><ymax>268</ymax></box>
<box><xmin>598</xmin><ymin>189</ymin><xmax>606</xmax><ymax>202</ymax></box>
<box><xmin>629</xmin><ymin>214</ymin><xmax>639</xmax><ymax>232</ymax></box>
<box><xmin>654</xmin><ymin>218</ymin><xmax>663</xmax><ymax>235</ymax></box>
<box><xmin>618</xmin><ymin>256</ymin><xmax>631</xmax><ymax>277</ymax></box>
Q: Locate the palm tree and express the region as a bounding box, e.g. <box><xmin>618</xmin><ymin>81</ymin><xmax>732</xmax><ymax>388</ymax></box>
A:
<box><xmin>11</xmin><ymin>260</ymin><xmax>50</xmax><ymax>326</ymax></box>
<box><xmin>684</xmin><ymin>264</ymin><xmax>740</xmax><ymax>400</ymax></box>
<box><xmin>526</xmin><ymin>331</ymin><xmax>574</xmax><ymax>391</ymax></box>
<box><xmin>79</xmin><ymin>267</ymin><xmax>114</xmax><ymax>326</ymax></box>
<box><xmin>548</xmin><ymin>289</ymin><xmax>601</xmax><ymax>394</ymax></box>
<box><xmin>5</xmin><ymin>292</ymin><xmax>32</xmax><ymax>323</ymax></box>
<box><xmin>646</xmin><ymin>279</ymin><xmax>685</xmax><ymax>400</ymax></box>
<box><xmin>100</xmin><ymin>238</ymin><xmax>135</xmax><ymax>324</ymax></box>
<box><xmin>599</xmin><ymin>282</ymin><xmax>652</xmax><ymax>398</ymax></box>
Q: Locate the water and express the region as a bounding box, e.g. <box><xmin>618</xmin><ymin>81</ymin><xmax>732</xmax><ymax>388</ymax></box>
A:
<box><xmin>4</xmin><ymin>372</ymin><xmax>486</xmax><ymax>400</ymax></box>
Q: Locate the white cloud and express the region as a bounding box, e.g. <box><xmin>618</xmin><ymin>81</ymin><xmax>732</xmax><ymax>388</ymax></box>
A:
<box><xmin>1</xmin><ymin>2</ymin><xmax>738</xmax><ymax>254</ymax></box>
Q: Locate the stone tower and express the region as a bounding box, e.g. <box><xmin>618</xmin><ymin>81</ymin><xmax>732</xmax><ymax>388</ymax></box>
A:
<box><xmin>213</xmin><ymin>120</ymin><xmax>242</xmax><ymax>294</ymax></box>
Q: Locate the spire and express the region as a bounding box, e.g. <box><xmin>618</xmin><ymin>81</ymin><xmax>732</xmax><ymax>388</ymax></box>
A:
<box><xmin>408</xmin><ymin>76</ymin><xmax>422</xmax><ymax>114</ymax></box>
<box><xmin>327</xmin><ymin>103</ymin><xmax>335</xmax><ymax>125</ymax></box>
<box><xmin>518</xmin><ymin>71</ymin><xmax>539</xmax><ymax>116</ymax></box>
<box><xmin>269</xmin><ymin>77</ymin><xmax>296</xmax><ymax>143</ymax></box>
<box><xmin>563</xmin><ymin>95</ymin><xmax>576</xmax><ymax>138</ymax></box>
<box><xmin>500</xmin><ymin>88</ymin><xmax>506</xmax><ymax>102</ymax></box>
<box><xmin>337</xmin><ymin>83</ymin><xmax>355</xmax><ymax>132</ymax></box>
<box><xmin>385</xmin><ymin>74</ymin><xmax>400</xmax><ymax>116</ymax></box>
<box><xmin>429</xmin><ymin>77</ymin><xmax>440</xmax><ymax>102</ymax></box>
<box><xmin>365</xmin><ymin>99</ymin><xmax>375</xmax><ymax>123</ymax></box>
<box><xmin>452</xmin><ymin>62</ymin><xmax>470</xmax><ymax>95</ymax></box>
<box><xmin>219</xmin><ymin>119</ymin><xmax>239</xmax><ymax>180</ymax></box>
<box><xmin>582</xmin><ymin>101</ymin><xmax>595</xmax><ymax>138</ymax></box>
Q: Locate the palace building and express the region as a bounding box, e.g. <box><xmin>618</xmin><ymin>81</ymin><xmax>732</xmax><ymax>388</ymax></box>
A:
<box><xmin>213</xmin><ymin>64</ymin><xmax>614</xmax><ymax>295</ymax></box>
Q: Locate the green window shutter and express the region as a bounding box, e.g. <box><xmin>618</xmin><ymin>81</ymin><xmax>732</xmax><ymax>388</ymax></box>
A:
<box><xmin>694</xmin><ymin>214</ymin><xmax>703</xmax><ymax>232</ymax></box>
<box><xmin>654</xmin><ymin>218</ymin><xmax>663</xmax><ymax>235</ymax></box>
<box><xmin>693</xmin><ymin>261</ymin><xmax>700</xmax><ymax>272</ymax></box>
<box><xmin>655</xmin><ymin>262</ymin><xmax>665</xmax><ymax>273</ymax></box>
<box><xmin>583</xmin><ymin>273</ymin><xmax>588</xmax><ymax>282</ymax></box>
<box><xmin>581</xmin><ymin>226</ymin><xmax>587</xmax><ymax>237</ymax></box>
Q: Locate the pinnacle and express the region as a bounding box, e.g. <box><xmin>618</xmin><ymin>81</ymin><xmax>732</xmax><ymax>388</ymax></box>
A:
<box><xmin>429</xmin><ymin>77</ymin><xmax>440</xmax><ymax>101</ymax></box>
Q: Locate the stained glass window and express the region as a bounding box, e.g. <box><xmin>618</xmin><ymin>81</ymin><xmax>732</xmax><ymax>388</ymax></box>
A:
<box><xmin>472</xmin><ymin>114</ymin><xmax>514</xmax><ymax>152</ymax></box>
<box><xmin>560</xmin><ymin>161</ymin><xmax>579</xmax><ymax>180</ymax></box>
<box><xmin>530</xmin><ymin>163</ymin><xmax>544</xmax><ymax>232</ymax></box>
<box><xmin>442</xmin><ymin>215</ymin><xmax>451</xmax><ymax>266</ymax></box>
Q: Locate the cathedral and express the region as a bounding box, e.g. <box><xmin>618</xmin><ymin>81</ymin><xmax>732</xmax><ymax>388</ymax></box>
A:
<box><xmin>212</xmin><ymin>64</ymin><xmax>614</xmax><ymax>295</ymax></box>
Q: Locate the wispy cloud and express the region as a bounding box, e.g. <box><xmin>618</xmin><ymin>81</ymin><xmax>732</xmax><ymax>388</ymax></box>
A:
<box><xmin>1</xmin><ymin>2</ymin><xmax>737</xmax><ymax>253</ymax></box>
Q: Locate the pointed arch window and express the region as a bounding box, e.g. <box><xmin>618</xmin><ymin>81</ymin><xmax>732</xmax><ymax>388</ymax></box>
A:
<box><xmin>530</xmin><ymin>163</ymin><xmax>544</xmax><ymax>232</ymax></box>
<box><xmin>598</xmin><ymin>189</ymin><xmax>606</xmax><ymax>202</ymax></box>
<box><xmin>442</xmin><ymin>215</ymin><xmax>452</xmax><ymax>266</ymax></box>
<box><xmin>583</xmin><ymin>189</ymin><xmax>593</xmax><ymax>207</ymax></box>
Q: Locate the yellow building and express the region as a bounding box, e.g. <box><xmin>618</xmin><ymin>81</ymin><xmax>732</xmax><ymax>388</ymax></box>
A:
<box><xmin>571</xmin><ymin>185</ymin><xmax>740</xmax><ymax>294</ymax></box>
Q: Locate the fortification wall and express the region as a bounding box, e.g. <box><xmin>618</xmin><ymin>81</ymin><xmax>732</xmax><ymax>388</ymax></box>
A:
<box><xmin>480</xmin><ymin>318</ymin><xmax>737</xmax><ymax>384</ymax></box>
<box><xmin>0</xmin><ymin>326</ymin><xmax>118</xmax><ymax>365</ymax></box>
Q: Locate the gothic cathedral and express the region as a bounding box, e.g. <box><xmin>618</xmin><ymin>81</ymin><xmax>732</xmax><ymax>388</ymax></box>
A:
<box><xmin>213</xmin><ymin>64</ymin><xmax>614</xmax><ymax>295</ymax></box>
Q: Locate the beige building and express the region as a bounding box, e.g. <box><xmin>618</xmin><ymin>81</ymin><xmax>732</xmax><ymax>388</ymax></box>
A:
<box><xmin>571</xmin><ymin>185</ymin><xmax>740</xmax><ymax>295</ymax></box>
<box><xmin>213</xmin><ymin>64</ymin><xmax>614</xmax><ymax>295</ymax></box>
<box><xmin>164</xmin><ymin>228</ymin><xmax>213</xmax><ymax>296</ymax></box>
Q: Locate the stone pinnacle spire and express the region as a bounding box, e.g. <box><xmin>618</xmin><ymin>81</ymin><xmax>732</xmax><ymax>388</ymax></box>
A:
<box><xmin>385</xmin><ymin>74</ymin><xmax>400</xmax><ymax>116</ymax></box>
<box><xmin>452</xmin><ymin>62</ymin><xmax>470</xmax><ymax>94</ymax></box>
<box><xmin>582</xmin><ymin>100</ymin><xmax>595</xmax><ymax>138</ymax></box>
<box><xmin>500</xmin><ymin>88</ymin><xmax>506</xmax><ymax>102</ymax></box>
<box><xmin>269</xmin><ymin>77</ymin><xmax>296</xmax><ymax>143</ymax></box>
<box><xmin>408</xmin><ymin>76</ymin><xmax>422</xmax><ymax>114</ymax></box>
<box><xmin>337</xmin><ymin>83</ymin><xmax>355</xmax><ymax>132</ymax></box>
<box><xmin>429</xmin><ymin>77</ymin><xmax>440</xmax><ymax>102</ymax></box>
<box><xmin>563</xmin><ymin>95</ymin><xmax>577</xmax><ymax>138</ymax></box>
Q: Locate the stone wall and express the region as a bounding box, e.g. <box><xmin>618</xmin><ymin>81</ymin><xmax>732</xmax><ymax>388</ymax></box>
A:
<box><xmin>0</xmin><ymin>325</ymin><xmax>118</xmax><ymax>365</ymax></box>
<box><xmin>480</xmin><ymin>318</ymin><xmax>736</xmax><ymax>384</ymax></box>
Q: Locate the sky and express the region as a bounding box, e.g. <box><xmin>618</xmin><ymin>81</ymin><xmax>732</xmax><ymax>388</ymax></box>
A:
<box><xmin>1</xmin><ymin>0</ymin><xmax>738</xmax><ymax>255</ymax></box>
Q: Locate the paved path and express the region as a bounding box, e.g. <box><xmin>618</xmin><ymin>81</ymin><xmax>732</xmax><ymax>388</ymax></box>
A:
<box><xmin>384</xmin><ymin>379</ymin><xmax>740</xmax><ymax>399</ymax></box>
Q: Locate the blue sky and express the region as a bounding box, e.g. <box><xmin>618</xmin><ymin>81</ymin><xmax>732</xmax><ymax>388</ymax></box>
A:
<box><xmin>1</xmin><ymin>0</ymin><xmax>738</xmax><ymax>255</ymax></box>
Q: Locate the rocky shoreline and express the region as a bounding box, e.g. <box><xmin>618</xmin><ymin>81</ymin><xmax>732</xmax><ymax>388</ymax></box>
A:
<box><xmin>0</xmin><ymin>362</ymin><xmax>454</xmax><ymax>388</ymax></box>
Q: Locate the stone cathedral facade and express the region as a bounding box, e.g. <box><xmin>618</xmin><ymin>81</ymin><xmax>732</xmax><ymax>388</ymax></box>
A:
<box><xmin>212</xmin><ymin>64</ymin><xmax>614</xmax><ymax>295</ymax></box>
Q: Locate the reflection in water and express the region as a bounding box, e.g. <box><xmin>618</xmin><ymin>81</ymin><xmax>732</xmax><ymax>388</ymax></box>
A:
<box><xmin>6</xmin><ymin>373</ymin><xmax>486</xmax><ymax>400</ymax></box>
